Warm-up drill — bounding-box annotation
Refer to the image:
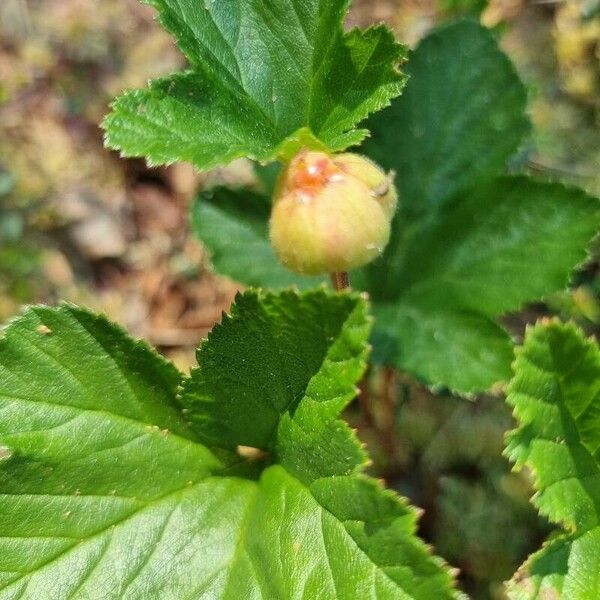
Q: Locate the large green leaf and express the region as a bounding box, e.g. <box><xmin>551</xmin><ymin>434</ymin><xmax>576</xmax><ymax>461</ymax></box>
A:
<box><xmin>505</xmin><ymin>321</ymin><xmax>600</xmax><ymax>599</ymax></box>
<box><xmin>363</xmin><ymin>19</ymin><xmax>530</xmax><ymax>219</ymax></box>
<box><xmin>363</xmin><ymin>177</ymin><xmax>600</xmax><ymax>391</ymax></box>
<box><xmin>353</xmin><ymin>19</ymin><xmax>534</xmax><ymax>392</ymax></box>
<box><xmin>358</xmin><ymin>22</ymin><xmax>598</xmax><ymax>391</ymax></box>
<box><xmin>102</xmin><ymin>0</ymin><xmax>407</xmax><ymax>170</ymax></box>
<box><xmin>0</xmin><ymin>293</ymin><xmax>460</xmax><ymax>599</ymax></box>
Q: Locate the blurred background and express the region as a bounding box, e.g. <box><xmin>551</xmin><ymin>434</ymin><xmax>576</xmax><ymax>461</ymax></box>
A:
<box><xmin>1</xmin><ymin>0</ymin><xmax>599</xmax><ymax>597</ymax></box>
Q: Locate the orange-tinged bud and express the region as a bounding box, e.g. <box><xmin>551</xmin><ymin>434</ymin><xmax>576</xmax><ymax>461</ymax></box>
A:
<box><xmin>270</xmin><ymin>151</ymin><xmax>397</xmax><ymax>275</ymax></box>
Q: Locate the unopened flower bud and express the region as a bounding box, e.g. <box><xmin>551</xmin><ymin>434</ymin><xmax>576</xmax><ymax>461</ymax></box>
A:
<box><xmin>269</xmin><ymin>151</ymin><xmax>397</xmax><ymax>275</ymax></box>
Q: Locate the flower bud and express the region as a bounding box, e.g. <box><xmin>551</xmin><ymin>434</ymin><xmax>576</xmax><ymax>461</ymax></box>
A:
<box><xmin>269</xmin><ymin>150</ymin><xmax>397</xmax><ymax>275</ymax></box>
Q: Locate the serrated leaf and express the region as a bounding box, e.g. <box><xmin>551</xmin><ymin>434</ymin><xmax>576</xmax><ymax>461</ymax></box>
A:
<box><xmin>359</xmin><ymin>21</ymin><xmax>597</xmax><ymax>392</ymax></box>
<box><xmin>103</xmin><ymin>0</ymin><xmax>407</xmax><ymax>170</ymax></box>
<box><xmin>353</xmin><ymin>19</ymin><xmax>538</xmax><ymax>392</ymax></box>
<box><xmin>363</xmin><ymin>20</ymin><xmax>530</xmax><ymax>219</ymax></box>
<box><xmin>179</xmin><ymin>290</ymin><xmax>368</xmax><ymax>459</ymax></box>
<box><xmin>0</xmin><ymin>294</ymin><xmax>459</xmax><ymax>599</ymax></box>
<box><xmin>505</xmin><ymin>321</ymin><xmax>600</xmax><ymax>599</ymax></box>
<box><xmin>361</xmin><ymin>177</ymin><xmax>600</xmax><ymax>392</ymax></box>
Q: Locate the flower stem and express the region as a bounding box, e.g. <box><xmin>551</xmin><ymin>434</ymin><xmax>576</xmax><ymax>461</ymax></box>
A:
<box><xmin>330</xmin><ymin>272</ymin><xmax>350</xmax><ymax>291</ymax></box>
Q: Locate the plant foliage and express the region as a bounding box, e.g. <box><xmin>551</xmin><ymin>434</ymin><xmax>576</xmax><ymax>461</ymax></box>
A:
<box><xmin>505</xmin><ymin>320</ymin><xmax>600</xmax><ymax>599</ymax></box>
<box><xmin>0</xmin><ymin>291</ymin><xmax>460</xmax><ymax>599</ymax></box>
<box><xmin>102</xmin><ymin>0</ymin><xmax>407</xmax><ymax>168</ymax></box>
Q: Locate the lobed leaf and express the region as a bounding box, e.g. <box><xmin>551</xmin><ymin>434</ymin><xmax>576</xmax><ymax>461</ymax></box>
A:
<box><xmin>363</xmin><ymin>176</ymin><xmax>600</xmax><ymax>392</ymax></box>
<box><xmin>178</xmin><ymin>289</ymin><xmax>369</xmax><ymax>456</ymax></box>
<box><xmin>505</xmin><ymin>320</ymin><xmax>600</xmax><ymax>599</ymax></box>
<box><xmin>103</xmin><ymin>0</ymin><xmax>407</xmax><ymax>170</ymax></box>
<box><xmin>0</xmin><ymin>292</ymin><xmax>460</xmax><ymax>599</ymax></box>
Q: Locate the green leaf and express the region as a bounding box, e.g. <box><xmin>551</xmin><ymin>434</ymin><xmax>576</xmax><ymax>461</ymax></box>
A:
<box><xmin>0</xmin><ymin>294</ymin><xmax>460</xmax><ymax>599</ymax></box>
<box><xmin>372</xmin><ymin>301</ymin><xmax>514</xmax><ymax>392</ymax></box>
<box><xmin>363</xmin><ymin>20</ymin><xmax>530</xmax><ymax>219</ymax></box>
<box><xmin>103</xmin><ymin>0</ymin><xmax>407</xmax><ymax>170</ymax></box>
<box><xmin>192</xmin><ymin>186</ymin><xmax>325</xmax><ymax>290</ymax></box>
<box><xmin>356</xmin><ymin>20</ymin><xmax>598</xmax><ymax>392</ymax></box>
<box><xmin>505</xmin><ymin>320</ymin><xmax>600</xmax><ymax>599</ymax></box>
<box><xmin>362</xmin><ymin>177</ymin><xmax>600</xmax><ymax>392</ymax></box>
<box><xmin>179</xmin><ymin>290</ymin><xmax>367</xmax><ymax>455</ymax></box>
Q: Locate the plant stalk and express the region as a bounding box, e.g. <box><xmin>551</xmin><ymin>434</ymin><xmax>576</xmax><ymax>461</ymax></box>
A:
<box><xmin>330</xmin><ymin>272</ymin><xmax>350</xmax><ymax>291</ymax></box>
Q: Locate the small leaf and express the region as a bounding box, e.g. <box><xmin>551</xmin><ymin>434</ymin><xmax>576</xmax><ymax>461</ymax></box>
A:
<box><xmin>505</xmin><ymin>321</ymin><xmax>600</xmax><ymax>599</ymax></box>
<box><xmin>0</xmin><ymin>295</ymin><xmax>460</xmax><ymax>599</ymax></box>
<box><xmin>103</xmin><ymin>1</ymin><xmax>407</xmax><ymax>170</ymax></box>
<box><xmin>192</xmin><ymin>186</ymin><xmax>325</xmax><ymax>290</ymax></box>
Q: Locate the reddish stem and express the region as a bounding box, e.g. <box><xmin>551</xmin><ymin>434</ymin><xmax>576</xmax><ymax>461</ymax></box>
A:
<box><xmin>330</xmin><ymin>272</ymin><xmax>350</xmax><ymax>291</ymax></box>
